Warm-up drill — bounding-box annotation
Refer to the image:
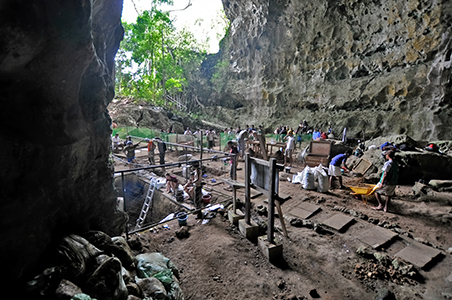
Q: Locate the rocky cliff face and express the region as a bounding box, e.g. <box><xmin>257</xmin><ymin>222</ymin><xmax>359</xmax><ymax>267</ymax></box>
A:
<box><xmin>203</xmin><ymin>0</ymin><xmax>452</xmax><ymax>140</ymax></box>
<box><xmin>0</xmin><ymin>0</ymin><xmax>125</xmax><ymax>283</ymax></box>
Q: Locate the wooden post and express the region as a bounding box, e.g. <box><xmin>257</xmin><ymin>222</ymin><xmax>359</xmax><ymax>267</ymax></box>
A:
<box><xmin>232</xmin><ymin>186</ymin><xmax>237</xmax><ymax>214</ymax></box>
<box><xmin>200</xmin><ymin>132</ymin><xmax>203</xmax><ymax>161</ymax></box>
<box><xmin>245</xmin><ymin>153</ymin><xmax>251</xmax><ymax>225</ymax></box>
<box><xmin>232</xmin><ymin>154</ymin><xmax>237</xmax><ymax>180</ymax></box>
<box><xmin>258</xmin><ymin>134</ymin><xmax>268</xmax><ymax>160</ymax></box>
<box><xmin>121</xmin><ymin>172</ymin><xmax>128</xmax><ymax>240</ymax></box>
<box><xmin>267</xmin><ymin>158</ymin><xmax>276</xmax><ymax>244</ymax></box>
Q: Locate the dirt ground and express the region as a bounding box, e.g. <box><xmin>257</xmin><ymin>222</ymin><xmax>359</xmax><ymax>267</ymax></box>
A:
<box><xmin>117</xmin><ymin>145</ymin><xmax>452</xmax><ymax>300</ymax></box>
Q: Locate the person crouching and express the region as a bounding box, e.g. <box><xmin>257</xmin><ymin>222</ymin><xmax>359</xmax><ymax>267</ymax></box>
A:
<box><xmin>328</xmin><ymin>150</ymin><xmax>351</xmax><ymax>189</ymax></box>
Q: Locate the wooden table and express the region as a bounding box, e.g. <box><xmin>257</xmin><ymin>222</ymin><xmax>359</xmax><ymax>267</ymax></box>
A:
<box><xmin>266</xmin><ymin>142</ymin><xmax>286</xmax><ymax>155</ymax></box>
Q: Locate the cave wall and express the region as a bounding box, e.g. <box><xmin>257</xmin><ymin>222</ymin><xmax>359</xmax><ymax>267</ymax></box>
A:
<box><xmin>0</xmin><ymin>0</ymin><xmax>124</xmax><ymax>282</ymax></box>
<box><xmin>205</xmin><ymin>0</ymin><xmax>452</xmax><ymax>140</ymax></box>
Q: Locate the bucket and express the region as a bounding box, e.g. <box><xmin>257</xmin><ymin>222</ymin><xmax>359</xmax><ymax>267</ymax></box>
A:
<box><xmin>202</xmin><ymin>194</ymin><xmax>212</xmax><ymax>204</ymax></box>
<box><xmin>177</xmin><ymin>212</ymin><xmax>187</xmax><ymax>226</ymax></box>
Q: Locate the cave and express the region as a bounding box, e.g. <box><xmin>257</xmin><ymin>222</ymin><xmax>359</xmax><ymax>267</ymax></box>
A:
<box><xmin>0</xmin><ymin>0</ymin><xmax>125</xmax><ymax>287</ymax></box>
<box><xmin>2</xmin><ymin>1</ymin><xmax>452</xmax><ymax>299</ymax></box>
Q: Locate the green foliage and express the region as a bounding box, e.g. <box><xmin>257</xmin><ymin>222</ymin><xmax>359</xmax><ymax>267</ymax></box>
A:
<box><xmin>211</xmin><ymin>59</ymin><xmax>230</xmax><ymax>92</ymax></box>
<box><xmin>115</xmin><ymin>1</ymin><xmax>208</xmax><ymax>107</ymax></box>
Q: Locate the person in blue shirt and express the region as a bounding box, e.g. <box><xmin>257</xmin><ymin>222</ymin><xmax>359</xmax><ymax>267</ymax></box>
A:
<box><xmin>312</xmin><ymin>129</ymin><xmax>321</xmax><ymax>140</ymax></box>
<box><xmin>328</xmin><ymin>150</ymin><xmax>352</xmax><ymax>189</ymax></box>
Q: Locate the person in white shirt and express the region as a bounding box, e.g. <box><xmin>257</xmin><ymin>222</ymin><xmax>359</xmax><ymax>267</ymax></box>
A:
<box><xmin>236</xmin><ymin>129</ymin><xmax>248</xmax><ymax>158</ymax></box>
<box><xmin>184</xmin><ymin>127</ymin><xmax>192</xmax><ymax>135</ymax></box>
<box><xmin>112</xmin><ymin>134</ymin><xmax>122</xmax><ymax>151</ymax></box>
<box><xmin>206</xmin><ymin>129</ymin><xmax>216</xmax><ymax>150</ymax></box>
<box><xmin>283</xmin><ymin>131</ymin><xmax>295</xmax><ymax>167</ymax></box>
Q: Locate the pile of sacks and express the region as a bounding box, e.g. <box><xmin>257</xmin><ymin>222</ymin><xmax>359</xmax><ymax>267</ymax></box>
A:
<box><xmin>291</xmin><ymin>165</ymin><xmax>329</xmax><ymax>193</ymax></box>
<box><xmin>24</xmin><ymin>232</ymin><xmax>184</xmax><ymax>300</ymax></box>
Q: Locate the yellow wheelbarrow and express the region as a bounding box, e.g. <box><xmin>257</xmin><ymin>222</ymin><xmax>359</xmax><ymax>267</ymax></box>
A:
<box><xmin>349</xmin><ymin>184</ymin><xmax>378</xmax><ymax>204</ymax></box>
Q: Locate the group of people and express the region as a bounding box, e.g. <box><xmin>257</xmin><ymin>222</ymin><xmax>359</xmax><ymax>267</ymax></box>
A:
<box><xmin>165</xmin><ymin>163</ymin><xmax>204</xmax><ymax>219</ymax></box>
<box><xmin>112</xmin><ymin>134</ymin><xmax>167</xmax><ymax>169</ymax></box>
<box><xmin>183</xmin><ymin>127</ymin><xmax>217</xmax><ymax>150</ymax></box>
<box><xmin>328</xmin><ymin>148</ymin><xmax>398</xmax><ymax>213</ymax></box>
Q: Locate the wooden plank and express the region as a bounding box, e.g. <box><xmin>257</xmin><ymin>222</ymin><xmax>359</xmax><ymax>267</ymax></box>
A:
<box><xmin>257</xmin><ymin>134</ymin><xmax>268</xmax><ymax>160</ymax></box>
<box><xmin>322</xmin><ymin>214</ymin><xmax>355</xmax><ymax>232</ymax></box>
<box><xmin>395</xmin><ymin>241</ymin><xmax>442</xmax><ymax>268</ymax></box>
<box><xmin>286</xmin><ymin>202</ymin><xmax>321</xmax><ymax>219</ymax></box>
<box><xmin>220</xmin><ymin>178</ymin><xmax>245</xmax><ymax>188</ymax></box>
<box><xmin>305</xmin><ymin>155</ymin><xmax>329</xmax><ymax>167</ymax></box>
<box><xmin>356</xmin><ymin>226</ymin><xmax>398</xmax><ymax>249</ymax></box>
<box><xmin>352</xmin><ymin>158</ymin><xmax>373</xmax><ymax>175</ymax></box>
<box><xmin>275</xmin><ymin>200</ymin><xmax>289</xmax><ymax>238</ymax></box>
<box><xmin>250</xmin><ymin>192</ymin><xmax>263</xmax><ymax>199</ymax></box>
<box><xmin>309</xmin><ymin>141</ymin><xmax>332</xmax><ymax>156</ymax></box>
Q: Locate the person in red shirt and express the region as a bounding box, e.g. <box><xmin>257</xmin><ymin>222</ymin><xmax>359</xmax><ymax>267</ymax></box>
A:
<box><xmin>146</xmin><ymin>138</ymin><xmax>156</xmax><ymax>165</ymax></box>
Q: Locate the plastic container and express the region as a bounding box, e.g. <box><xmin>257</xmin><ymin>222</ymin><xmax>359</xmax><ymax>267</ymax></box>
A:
<box><xmin>202</xmin><ymin>194</ymin><xmax>212</xmax><ymax>204</ymax></box>
<box><xmin>177</xmin><ymin>212</ymin><xmax>187</xmax><ymax>226</ymax></box>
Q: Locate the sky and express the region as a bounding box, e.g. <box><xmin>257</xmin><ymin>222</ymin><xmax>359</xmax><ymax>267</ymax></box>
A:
<box><xmin>122</xmin><ymin>0</ymin><xmax>226</xmax><ymax>53</ymax></box>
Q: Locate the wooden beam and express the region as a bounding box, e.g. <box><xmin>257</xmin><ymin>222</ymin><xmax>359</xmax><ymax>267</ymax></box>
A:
<box><xmin>267</xmin><ymin>158</ymin><xmax>276</xmax><ymax>244</ymax></box>
<box><xmin>275</xmin><ymin>200</ymin><xmax>289</xmax><ymax>238</ymax></box>
<box><xmin>245</xmin><ymin>153</ymin><xmax>251</xmax><ymax>224</ymax></box>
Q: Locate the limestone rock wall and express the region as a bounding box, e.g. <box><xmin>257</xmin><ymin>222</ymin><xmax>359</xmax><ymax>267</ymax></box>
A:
<box><xmin>206</xmin><ymin>0</ymin><xmax>452</xmax><ymax>140</ymax></box>
<box><xmin>0</xmin><ymin>0</ymin><xmax>124</xmax><ymax>282</ymax></box>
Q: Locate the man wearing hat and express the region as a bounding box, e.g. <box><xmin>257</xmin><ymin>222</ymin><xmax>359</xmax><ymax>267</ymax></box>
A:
<box><xmin>123</xmin><ymin>139</ymin><xmax>142</xmax><ymax>168</ymax></box>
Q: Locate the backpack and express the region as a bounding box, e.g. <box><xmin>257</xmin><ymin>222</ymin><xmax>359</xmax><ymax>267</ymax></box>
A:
<box><xmin>425</xmin><ymin>143</ymin><xmax>439</xmax><ymax>152</ymax></box>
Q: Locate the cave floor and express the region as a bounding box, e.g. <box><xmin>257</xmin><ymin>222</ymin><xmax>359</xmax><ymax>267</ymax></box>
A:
<box><xmin>121</xmin><ymin>147</ymin><xmax>452</xmax><ymax>300</ymax></box>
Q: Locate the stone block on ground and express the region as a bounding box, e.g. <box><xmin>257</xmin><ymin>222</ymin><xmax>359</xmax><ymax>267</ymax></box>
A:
<box><xmin>238</xmin><ymin>219</ymin><xmax>259</xmax><ymax>240</ymax></box>
<box><xmin>258</xmin><ymin>235</ymin><xmax>283</xmax><ymax>262</ymax></box>
<box><xmin>228</xmin><ymin>210</ymin><xmax>244</xmax><ymax>225</ymax></box>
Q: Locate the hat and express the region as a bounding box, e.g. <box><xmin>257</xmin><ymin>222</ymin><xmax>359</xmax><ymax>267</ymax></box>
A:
<box><xmin>145</xmin><ymin>138</ymin><xmax>150</xmax><ymax>142</ymax></box>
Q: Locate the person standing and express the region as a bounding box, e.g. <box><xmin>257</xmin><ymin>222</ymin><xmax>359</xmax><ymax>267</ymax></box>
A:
<box><xmin>155</xmin><ymin>137</ymin><xmax>166</xmax><ymax>169</ymax></box>
<box><xmin>192</xmin><ymin>163</ymin><xmax>203</xmax><ymax>219</ymax></box>
<box><xmin>184</xmin><ymin>127</ymin><xmax>192</xmax><ymax>135</ymax></box>
<box><xmin>283</xmin><ymin>131</ymin><xmax>295</xmax><ymax>167</ymax></box>
<box><xmin>373</xmin><ymin>150</ymin><xmax>398</xmax><ymax>212</ymax></box>
<box><xmin>193</xmin><ymin>129</ymin><xmax>202</xmax><ymax>149</ymax></box>
<box><xmin>227</xmin><ymin>140</ymin><xmax>238</xmax><ymax>180</ymax></box>
<box><xmin>146</xmin><ymin>138</ymin><xmax>156</xmax><ymax>165</ymax></box>
<box><xmin>123</xmin><ymin>140</ymin><xmax>142</xmax><ymax>168</ymax></box>
<box><xmin>206</xmin><ymin>128</ymin><xmax>215</xmax><ymax>150</ymax></box>
<box><xmin>328</xmin><ymin>150</ymin><xmax>351</xmax><ymax>189</ymax></box>
<box><xmin>236</xmin><ymin>129</ymin><xmax>248</xmax><ymax>159</ymax></box>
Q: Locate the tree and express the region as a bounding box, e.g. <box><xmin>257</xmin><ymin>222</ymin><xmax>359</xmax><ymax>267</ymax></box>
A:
<box><xmin>115</xmin><ymin>0</ymin><xmax>208</xmax><ymax>110</ymax></box>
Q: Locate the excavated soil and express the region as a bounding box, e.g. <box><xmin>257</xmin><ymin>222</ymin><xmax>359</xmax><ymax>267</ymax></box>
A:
<box><xmin>117</xmin><ymin>146</ymin><xmax>452</xmax><ymax>300</ymax></box>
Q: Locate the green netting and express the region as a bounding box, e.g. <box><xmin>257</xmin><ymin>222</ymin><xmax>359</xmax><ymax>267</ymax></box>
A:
<box><xmin>112</xmin><ymin>128</ymin><xmax>313</xmax><ymax>152</ymax></box>
<box><xmin>112</xmin><ymin>127</ymin><xmax>171</xmax><ymax>141</ymax></box>
<box><xmin>220</xmin><ymin>133</ymin><xmax>236</xmax><ymax>148</ymax></box>
<box><xmin>219</xmin><ymin>133</ymin><xmax>313</xmax><ymax>144</ymax></box>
